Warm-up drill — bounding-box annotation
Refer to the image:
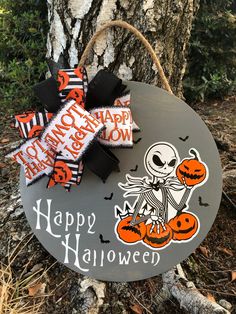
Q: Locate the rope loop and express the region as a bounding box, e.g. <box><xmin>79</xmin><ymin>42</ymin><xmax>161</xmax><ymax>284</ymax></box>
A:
<box><xmin>78</xmin><ymin>20</ymin><xmax>172</xmax><ymax>93</ymax></box>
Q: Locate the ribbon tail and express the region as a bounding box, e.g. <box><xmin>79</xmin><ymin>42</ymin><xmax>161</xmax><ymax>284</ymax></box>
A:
<box><xmin>84</xmin><ymin>141</ymin><xmax>120</xmax><ymax>183</ymax></box>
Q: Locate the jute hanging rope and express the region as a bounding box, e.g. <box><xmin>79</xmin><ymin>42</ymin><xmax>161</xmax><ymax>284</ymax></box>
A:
<box><xmin>79</xmin><ymin>20</ymin><xmax>173</xmax><ymax>94</ymax></box>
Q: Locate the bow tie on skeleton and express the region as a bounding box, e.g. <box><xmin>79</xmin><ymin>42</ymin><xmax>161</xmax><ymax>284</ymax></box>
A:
<box><xmin>119</xmin><ymin>143</ymin><xmax>192</xmax><ymax>234</ymax></box>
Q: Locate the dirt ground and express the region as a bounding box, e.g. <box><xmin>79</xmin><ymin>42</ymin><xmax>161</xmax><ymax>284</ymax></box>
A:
<box><xmin>0</xmin><ymin>97</ymin><xmax>235</xmax><ymax>313</ymax></box>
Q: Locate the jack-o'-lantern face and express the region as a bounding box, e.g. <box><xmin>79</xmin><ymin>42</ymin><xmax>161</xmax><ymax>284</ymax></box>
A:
<box><xmin>74</xmin><ymin>67</ymin><xmax>84</xmax><ymax>80</ymax></box>
<box><xmin>58</xmin><ymin>70</ymin><xmax>70</xmax><ymax>91</ymax></box>
<box><xmin>66</xmin><ymin>88</ymin><xmax>84</xmax><ymax>106</ymax></box>
<box><xmin>28</xmin><ymin>125</ymin><xmax>43</xmax><ymax>138</ymax></box>
<box><xmin>47</xmin><ymin>113</ymin><xmax>54</xmax><ymax>120</ymax></box>
<box><xmin>117</xmin><ymin>216</ymin><xmax>146</xmax><ymax>243</ymax></box>
<box><xmin>48</xmin><ymin>161</ymin><xmax>72</xmax><ymax>188</ymax></box>
<box><xmin>168</xmin><ymin>212</ymin><xmax>198</xmax><ymax>241</ymax></box>
<box><xmin>176</xmin><ymin>149</ymin><xmax>207</xmax><ymax>186</ymax></box>
<box><xmin>143</xmin><ymin>223</ymin><xmax>172</xmax><ymax>248</ymax></box>
<box><xmin>16</xmin><ymin>112</ymin><xmax>35</xmax><ymax>123</ymax></box>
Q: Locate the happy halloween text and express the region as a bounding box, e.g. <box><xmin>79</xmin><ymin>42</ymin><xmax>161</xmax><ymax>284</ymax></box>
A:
<box><xmin>41</xmin><ymin>100</ymin><xmax>104</xmax><ymax>161</ymax></box>
<box><xmin>33</xmin><ymin>199</ymin><xmax>160</xmax><ymax>272</ymax></box>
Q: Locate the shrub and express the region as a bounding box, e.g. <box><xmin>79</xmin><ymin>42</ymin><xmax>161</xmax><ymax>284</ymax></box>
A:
<box><xmin>183</xmin><ymin>0</ymin><xmax>236</xmax><ymax>102</ymax></box>
<box><xmin>0</xmin><ymin>0</ymin><xmax>48</xmax><ymax>115</ymax></box>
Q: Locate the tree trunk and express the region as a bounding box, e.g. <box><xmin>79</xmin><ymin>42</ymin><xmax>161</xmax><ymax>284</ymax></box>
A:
<box><xmin>46</xmin><ymin>0</ymin><xmax>199</xmax><ymax>97</ymax></box>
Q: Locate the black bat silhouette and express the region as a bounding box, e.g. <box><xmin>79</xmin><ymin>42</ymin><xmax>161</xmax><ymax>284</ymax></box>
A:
<box><xmin>179</xmin><ymin>136</ymin><xmax>189</xmax><ymax>142</ymax></box>
<box><xmin>104</xmin><ymin>192</ymin><xmax>113</xmax><ymax>200</ymax></box>
<box><xmin>198</xmin><ymin>196</ymin><xmax>209</xmax><ymax>207</ymax></box>
<box><xmin>130</xmin><ymin>165</ymin><xmax>138</xmax><ymax>172</ymax></box>
<box><xmin>99</xmin><ymin>234</ymin><xmax>110</xmax><ymax>244</ymax></box>
<box><xmin>133</xmin><ymin>137</ymin><xmax>142</xmax><ymax>144</ymax></box>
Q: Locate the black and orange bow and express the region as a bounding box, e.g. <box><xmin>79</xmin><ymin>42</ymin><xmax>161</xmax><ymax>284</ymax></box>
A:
<box><xmin>8</xmin><ymin>63</ymin><xmax>139</xmax><ymax>191</ymax></box>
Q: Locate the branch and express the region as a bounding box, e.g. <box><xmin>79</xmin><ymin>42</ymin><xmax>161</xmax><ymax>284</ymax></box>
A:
<box><xmin>162</xmin><ymin>265</ymin><xmax>230</xmax><ymax>314</ymax></box>
<box><xmin>0</xmin><ymin>185</ymin><xmax>22</xmax><ymax>228</ymax></box>
<box><xmin>79</xmin><ymin>277</ymin><xmax>106</xmax><ymax>314</ymax></box>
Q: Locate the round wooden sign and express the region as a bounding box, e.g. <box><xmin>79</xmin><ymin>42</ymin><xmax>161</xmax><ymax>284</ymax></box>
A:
<box><xmin>20</xmin><ymin>81</ymin><xmax>222</xmax><ymax>282</ymax></box>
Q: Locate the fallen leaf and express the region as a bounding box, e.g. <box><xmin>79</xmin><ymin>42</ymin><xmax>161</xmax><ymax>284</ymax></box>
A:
<box><xmin>199</xmin><ymin>246</ymin><xmax>209</xmax><ymax>257</ymax></box>
<box><xmin>217</xmin><ymin>247</ymin><xmax>233</xmax><ymax>257</ymax></box>
<box><xmin>0</xmin><ymin>162</ymin><xmax>6</xmax><ymax>168</ymax></box>
<box><xmin>28</xmin><ymin>282</ymin><xmax>46</xmax><ymax>297</ymax></box>
<box><xmin>207</xmin><ymin>293</ymin><xmax>216</xmax><ymax>303</ymax></box>
<box><xmin>130</xmin><ymin>304</ymin><xmax>143</xmax><ymax>314</ymax></box>
<box><xmin>1</xmin><ymin>138</ymin><xmax>10</xmax><ymax>144</ymax></box>
<box><xmin>231</xmin><ymin>271</ymin><xmax>236</xmax><ymax>282</ymax></box>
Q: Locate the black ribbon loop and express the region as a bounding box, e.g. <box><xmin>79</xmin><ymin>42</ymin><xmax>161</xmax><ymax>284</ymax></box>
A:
<box><xmin>33</xmin><ymin>77</ymin><xmax>61</xmax><ymax>113</ymax></box>
<box><xmin>86</xmin><ymin>69</ymin><xmax>126</xmax><ymax>110</ymax></box>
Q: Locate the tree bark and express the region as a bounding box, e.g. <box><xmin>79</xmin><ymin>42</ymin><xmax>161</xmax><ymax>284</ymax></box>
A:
<box><xmin>46</xmin><ymin>0</ymin><xmax>199</xmax><ymax>97</ymax></box>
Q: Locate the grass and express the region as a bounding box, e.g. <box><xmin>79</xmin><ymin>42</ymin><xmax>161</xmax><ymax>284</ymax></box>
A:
<box><xmin>0</xmin><ymin>235</ymin><xmax>50</xmax><ymax>314</ymax></box>
<box><xmin>0</xmin><ymin>264</ymin><xmax>44</xmax><ymax>314</ymax></box>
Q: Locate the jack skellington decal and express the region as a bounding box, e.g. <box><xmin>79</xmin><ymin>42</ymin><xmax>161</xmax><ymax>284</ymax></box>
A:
<box><xmin>115</xmin><ymin>142</ymin><xmax>209</xmax><ymax>249</ymax></box>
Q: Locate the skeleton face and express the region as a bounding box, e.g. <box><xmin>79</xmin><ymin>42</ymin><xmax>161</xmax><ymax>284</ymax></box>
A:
<box><xmin>144</xmin><ymin>142</ymin><xmax>179</xmax><ymax>179</ymax></box>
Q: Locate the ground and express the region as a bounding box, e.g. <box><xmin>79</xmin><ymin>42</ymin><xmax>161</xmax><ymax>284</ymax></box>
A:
<box><xmin>0</xmin><ymin>97</ymin><xmax>235</xmax><ymax>313</ymax></box>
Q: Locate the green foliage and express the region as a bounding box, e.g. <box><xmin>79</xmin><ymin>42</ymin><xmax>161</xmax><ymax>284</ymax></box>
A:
<box><xmin>183</xmin><ymin>0</ymin><xmax>236</xmax><ymax>102</ymax></box>
<box><xmin>0</xmin><ymin>0</ymin><xmax>48</xmax><ymax>114</ymax></box>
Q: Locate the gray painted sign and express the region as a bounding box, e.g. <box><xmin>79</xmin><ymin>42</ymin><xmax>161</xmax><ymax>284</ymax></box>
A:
<box><xmin>20</xmin><ymin>82</ymin><xmax>222</xmax><ymax>282</ymax></box>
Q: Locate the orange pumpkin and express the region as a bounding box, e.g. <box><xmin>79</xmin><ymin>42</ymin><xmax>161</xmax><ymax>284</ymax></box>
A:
<box><xmin>48</xmin><ymin>161</ymin><xmax>72</xmax><ymax>188</ymax></box>
<box><xmin>117</xmin><ymin>216</ymin><xmax>146</xmax><ymax>243</ymax></box>
<box><xmin>168</xmin><ymin>212</ymin><xmax>198</xmax><ymax>241</ymax></box>
<box><xmin>16</xmin><ymin>112</ymin><xmax>35</xmax><ymax>123</ymax></box>
<box><xmin>66</xmin><ymin>88</ymin><xmax>84</xmax><ymax>106</ymax></box>
<box><xmin>74</xmin><ymin>67</ymin><xmax>84</xmax><ymax>80</ymax></box>
<box><xmin>176</xmin><ymin>149</ymin><xmax>207</xmax><ymax>186</ymax></box>
<box><xmin>28</xmin><ymin>125</ymin><xmax>43</xmax><ymax>138</ymax></box>
<box><xmin>143</xmin><ymin>223</ymin><xmax>172</xmax><ymax>248</ymax></box>
<box><xmin>47</xmin><ymin>113</ymin><xmax>54</xmax><ymax>120</ymax></box>
<box><xmin>57</xmin><ymin>70</ymin><xmax>70</xmax><ymax>91</ymax></box>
